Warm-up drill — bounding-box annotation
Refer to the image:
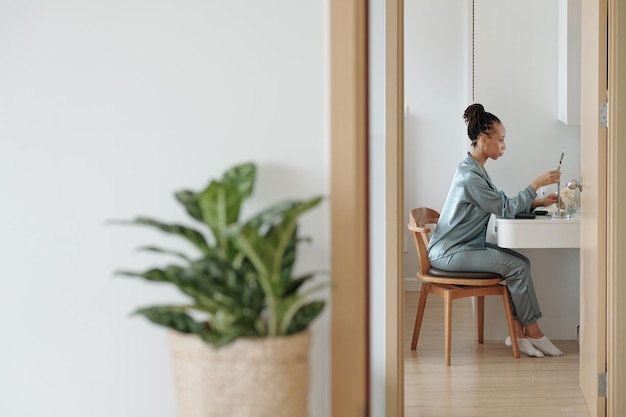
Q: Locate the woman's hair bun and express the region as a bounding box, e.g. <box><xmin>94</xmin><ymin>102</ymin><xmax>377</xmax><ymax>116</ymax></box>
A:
<box><xmin>463</xmin><ymin>103</ymin><xmax>485</xmax><ymax>125</ymax></box>
<box><xmin>463</xmin><ymin>103</ymin><xmax>500</xmax><ymax>144</ymax></box>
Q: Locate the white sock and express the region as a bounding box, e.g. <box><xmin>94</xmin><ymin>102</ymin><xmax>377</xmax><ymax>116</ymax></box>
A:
<box><xmin>527</xmin><ymin>336</ymin><xmax>564</xmax><ymax>356</ymax></box>
<box><xmin>505</xmin><ymin>336</ymin><xmax>544</xmax><ymax>358</ymax></box>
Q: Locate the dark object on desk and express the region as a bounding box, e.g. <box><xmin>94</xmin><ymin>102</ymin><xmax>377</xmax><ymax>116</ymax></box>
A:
<box><xmin>534</xmin><ymin>210</ymin><xmax>549</xmax><ymax>216</ymax></box>
<box><xmin>515</xmin><ymin>212</ymin><xmax>536</xmax><ymax>219</ymax></box>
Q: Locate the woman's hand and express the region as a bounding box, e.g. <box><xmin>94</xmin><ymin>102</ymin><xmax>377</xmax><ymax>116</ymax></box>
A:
<box><xmin>532</xmin><ymin>193</ymin><xmax>559</xmax><ymax>209</ymax></box>
<box><xmin>530</xmin><ymin>170</ymin><xmax>561</xmax><ymax>191</ymax></box>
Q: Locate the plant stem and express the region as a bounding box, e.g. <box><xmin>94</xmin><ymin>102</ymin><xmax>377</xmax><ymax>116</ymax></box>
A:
<box><xmin>278</xmin><ymin>281</ymin><xmax>329</xmax><ymax>334</ymax></box>
<box><xmin>235</xmin><ymin>236</ymin><xmax>278</xmax><ymax>336</ymax></box>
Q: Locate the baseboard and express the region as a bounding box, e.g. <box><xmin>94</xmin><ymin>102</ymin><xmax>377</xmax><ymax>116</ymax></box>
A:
<box><xmin>404</xmin><ymin>277</ymin><xmax>421</xmax><ymax>291</ymax></box>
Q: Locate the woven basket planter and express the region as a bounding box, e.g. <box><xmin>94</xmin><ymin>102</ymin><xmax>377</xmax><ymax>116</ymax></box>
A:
<box><xmin>168</xmin><ymin>329</ymin><xmax>311</xmax><ymax>417</ymax></box>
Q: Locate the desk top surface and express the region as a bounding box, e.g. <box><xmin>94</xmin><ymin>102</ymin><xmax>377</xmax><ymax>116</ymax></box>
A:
<box><xmin>496</xmin><ymin>214</ymin><xmax>580</xmax><ymax>224</ymax></box>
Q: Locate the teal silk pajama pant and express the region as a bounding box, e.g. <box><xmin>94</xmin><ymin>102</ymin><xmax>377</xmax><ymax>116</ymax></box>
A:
<box><xmin>429</xmin><ymin>242</ymin><xmax>543</xmax><ymax>326</ymax></box>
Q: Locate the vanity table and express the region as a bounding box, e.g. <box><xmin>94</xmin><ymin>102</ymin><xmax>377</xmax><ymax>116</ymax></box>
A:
<box><xmin>483</xmin><ymin>214</ymin><xmax>581</xmax><ymax>340</ymax></box>
<box><xmin>495</xmin><ymin>214</ymin><xmax>580</xmax><ymax>249</ymax></box>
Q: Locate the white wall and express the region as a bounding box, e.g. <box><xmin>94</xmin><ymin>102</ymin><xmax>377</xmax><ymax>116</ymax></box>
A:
<box><xmin>473</xmin><ymin>0</ymin><xmax>580</xmax><ymax>190</ymax></box>
<box><xmin>474</xmin><ymin>0</ymin><xmax>580</xmax><ymax>340</ymax></box>
<box><xmin>404</xmin><ymin>0</ymin><xmax>581</xmax><ymax>339</ymax></box>
<box><xmin>0</xmin><ymin>2</ymin><xmax>330</xmax><ymax>417</ymax></box>
<box><xmin>404</xmin><ymin>0</ymin><xmax>473</xmax><ymax>281</ymax></box>
<box><xmin>368</xmin><ymin>0</ymin><xmax>386</xmax><ymax>415</ymax></box>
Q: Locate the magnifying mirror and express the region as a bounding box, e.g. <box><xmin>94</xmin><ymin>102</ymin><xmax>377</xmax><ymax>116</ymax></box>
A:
<box><xmin>567</xmin><ymin>178</ymin><xmax>583</xmax><ymax>192</ymax></box>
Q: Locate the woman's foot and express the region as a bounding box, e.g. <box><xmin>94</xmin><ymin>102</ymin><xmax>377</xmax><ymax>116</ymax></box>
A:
<box><xmin>505</xmin><ymin>336</ymin><xmax>544</xmax><ymax>358</ymax></box>
<box><xmin>527</xmin><ymin>336</ymin><xmax>564</xmax><ymax>356</ymax></box>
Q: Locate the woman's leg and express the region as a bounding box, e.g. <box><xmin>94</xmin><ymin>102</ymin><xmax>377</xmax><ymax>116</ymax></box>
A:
<box><xmin>523</xmin><ymin>322</ymin><xmax>563</xmax><ymax>356</ymax></box>
<box><xmin>431</xmin><ymin>246</ymin><xmax>562</xmax><ymax>356</ymax></box>
<box><xmin>430</xmin><ymin>245</ymin><xmax>542</xmax><ymax>325</ymax></box>
<box><xmin>523</xmin><ymin>321</ymin><xmax>544</xmax><ymax>338</ymax></box>
<box><xmin>506</xmin><ymin>322</ymin><xmax>544</xmax><ymax>357</ymax></box>
<box><xmin>514</xmin><ymin>320</ymin><xmax>526</xmax><ymax>338</ymax></box>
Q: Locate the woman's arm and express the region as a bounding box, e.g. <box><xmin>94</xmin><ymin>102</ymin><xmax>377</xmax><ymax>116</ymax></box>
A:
<box><xmin>531</xmin><ymin>193</ymin><xmax>558</xmax><ymax>209</ymax></box>
<box><xmin>464</xmin><ymin>173</ymin><xmax>536</xmax><ymax>218</ymax></box>
<box><xmin>530</xmin><ymin>170</ymin><xmax>561</xmax><ymax>192</ymax></box>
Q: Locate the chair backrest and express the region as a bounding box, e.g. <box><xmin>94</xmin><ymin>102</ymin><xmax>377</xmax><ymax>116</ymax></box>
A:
<box><xmin>408</xmin><ymin>207</ymin><xmax>440</xmax><ymax>276</ymax></box>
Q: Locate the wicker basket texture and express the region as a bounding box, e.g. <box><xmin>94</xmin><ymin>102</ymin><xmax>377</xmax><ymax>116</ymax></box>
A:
<box><xmin>169</xmin><ymin>329</ymin><xmax>311</xmax><ymax>417</ymax></box>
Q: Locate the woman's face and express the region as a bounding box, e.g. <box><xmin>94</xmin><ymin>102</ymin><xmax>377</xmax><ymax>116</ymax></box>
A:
<box><xmin>480</xmin><ymin>122</ymin><xmax>506</xmax><ymax>160</ymax></box>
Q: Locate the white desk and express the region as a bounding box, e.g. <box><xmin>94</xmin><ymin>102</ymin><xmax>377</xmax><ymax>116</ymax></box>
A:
<box><xmin>482</xmin><ymin>214</ymin><xmax>580</xmax><ymax>340</ymax></box>
<box><xmin>495</xmin><ymin>215</ymin><xmax>580</xmax><ymax>248</ymax></box>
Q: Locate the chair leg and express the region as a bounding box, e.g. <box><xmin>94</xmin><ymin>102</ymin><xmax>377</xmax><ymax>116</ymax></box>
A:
<box><xmin>501</xmin><ymin>288</ymin><xmax>520</xmax><ymax>358</ymax></box>
<box><xmin>443</xmin><ymin>290</ymin><xmax>452</xmax><ymax>366</ymax></box>
<box><xmin>476</xmin><ymin>295</ymin><xmax>485</xmax><ymax>344</ymax></box>
<box><xmin>411</xmin><ymin>282</ymin><xmax>430</xmax><ymax>350</ymax></box>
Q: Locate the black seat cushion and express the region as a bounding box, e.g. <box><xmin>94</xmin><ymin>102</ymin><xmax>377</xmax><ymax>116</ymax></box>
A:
<box><xmin>427</xmin><ymin>268</ymin><xmax>502</xmax><ymax>279</ymax></box>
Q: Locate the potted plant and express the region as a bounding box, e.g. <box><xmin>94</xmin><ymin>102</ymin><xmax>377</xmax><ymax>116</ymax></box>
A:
<box><xmin>113</xmin><ymin>162</ymin><xmax>327</xmax><ymax>417</ymax></box>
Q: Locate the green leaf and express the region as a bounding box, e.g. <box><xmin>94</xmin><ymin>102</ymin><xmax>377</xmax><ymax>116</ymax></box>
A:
<box><xmin>222</xmin><ymin>162</ymin><xmax>256</xmax><ymax>200</ymax></box>
<box><xmin>286</xmin><ymin>301</ymin><xmax>325</xmax><ymax>334</ymax></box>
<box><xmin>174</xmin><ymin>190</ymin><xmax>203</xmax><ymax>222</ymax></box>
<box><xmin>135</xmin><ymin>246</ymin><xmax>191</xmax><ymax>262</ymax></box>
<box><xmin>277</xmin><ymin>280</ymin><xmax>330</xmax><ymax>334</ymax></box>
<box><xmin>116</xmin><ymin>265</ymin><xmax>187</xmax><ymax>285</ymax></box>
<box><xmin>199</xmin><ymin>330</ymin><xmax>240</xmax><ymax>348</ymax></box>
<box><xmin>279</xmin><ymin>228</ymin><xmax>297</xmax><ymax>285</ymax></box>
<box><xmin>229</xmin><ymin>196</ymin><xmax>323</xmax><ymax>336</ymax></box>
<box><xmin>196</xmin><ymin>174</ymin><xmax>254</xmax><ymax>261</ymax></box>
<box><xmin>114</xmin><ymin>162</ymin><xmax>328</xmax><ymax>347</ymax></box>
<box><xmin>174</xmin><ymin>162</ymin><xmax>255</xmax><ymax>241</ymax></box>
<box><xmin>281</xmin><ymin>273</ymin><xmax>316</xmax><ymax>297</ymax></box>
<box><xmin>197</xmin><ymin>163</ymin><xmax>256</xmax><ymax>233</ymax></box>
<box><xmin>243</xmin><ymin>200</ymin><xmax>300</xmax><ymax>230</ymax></box>
<box><xmin>135</xmin><ymin>306</ymin><xmax>205</xmax><ymax>335</ymax></box>
<box><xmin>117</xmin><ymin>266</ymin><xmax>221</xmax><ymax>312</ymax></box>
<box><xmin>135</xmin><ymin>306</ymin><xmax>242</xmax><ymax>348</ymax></box>
<box><xmin>236</xmin><ymin>196</ymin><xmax>324</xmax><ymax>282</ymax></box>
<box><xmin>113</xmin><ymin>217</ymin><xmax>212</xmax><ymax>256</ymax></box>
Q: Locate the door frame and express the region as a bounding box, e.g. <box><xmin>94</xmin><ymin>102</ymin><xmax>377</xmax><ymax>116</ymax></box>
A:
<box><xmin>376</xmin><ymin>0</ymin><xmax>626</xmax><ymax>417</ymax></box>
<box><xmin>330</xmin><ymin>1</ymin><xmax>624</xmax><ymax>416</ymax></box>
<box><xmin>329</xmin><ymin>1</ymin><xmax>404</xmax><ymax>416</ymax></box>
<box><xmin>606</xmin><ymin>0</ymin><xmax>626</xmax><ymax>414</ymax></box>
<box><xmin>578</xmin><ymin>0</ymin><xmax>607</xmax><ymax>415</ymax></box>
<box><xmin>579</xmin><ymin>0</ymin><xmax>626</xmax><ymax>415</ymax></box>
<box><xmin>384</xmin><ymin>0</ymin><xmax>404</xmax><ymax>416</ymax></box>
<box><xmin>329</xmin><ymin>1</ymin><xmax>370</xmax><ymax>416</ymax></box>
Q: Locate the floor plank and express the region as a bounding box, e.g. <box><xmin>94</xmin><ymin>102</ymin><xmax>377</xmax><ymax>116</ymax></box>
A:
<box><xmin>404</xmin><ymin>291</ymin><xmax>590</xmax><ymax>417</ymax></box>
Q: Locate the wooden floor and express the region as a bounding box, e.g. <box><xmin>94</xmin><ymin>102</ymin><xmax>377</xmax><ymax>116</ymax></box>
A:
<box><xmin>404</xmin><ymin>290</ymin><xmax>590</xmax><ymax>417</ymax></box>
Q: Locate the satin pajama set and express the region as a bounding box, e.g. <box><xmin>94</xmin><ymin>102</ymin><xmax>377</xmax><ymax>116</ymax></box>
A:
<box><xmin>427</xmin><ymin>153</ymin><xmax>542</xmax><ymax>325</ymax></box>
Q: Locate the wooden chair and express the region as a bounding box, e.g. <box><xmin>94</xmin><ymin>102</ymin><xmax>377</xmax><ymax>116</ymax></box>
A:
<box><xmin>408</xmin><ymin>207</ymin><xmax>520</xmax><ymax>365</ymax></box>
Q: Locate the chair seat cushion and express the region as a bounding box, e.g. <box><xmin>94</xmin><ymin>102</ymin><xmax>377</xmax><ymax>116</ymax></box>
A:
<box><xmin>427</xmin><ymin>267</ymin><xmax>502</xmax><ymax>279</ymax></box>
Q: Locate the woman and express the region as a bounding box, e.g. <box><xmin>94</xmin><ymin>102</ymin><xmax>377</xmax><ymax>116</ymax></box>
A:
<box><xmin>427</xmin><ymin>103</ymin><xmax>563</xmax><ymax>357</ymax></box>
